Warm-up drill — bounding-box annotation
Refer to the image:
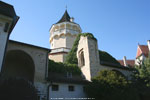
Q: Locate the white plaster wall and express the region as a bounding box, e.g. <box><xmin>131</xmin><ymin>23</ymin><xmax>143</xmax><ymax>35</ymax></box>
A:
<box><xmin>6</xmin><ymin>41</ymin><xmax>49</xmax><ymax>82</ymax></box>
<box><xmin>50</xmin><ymin>22</ymin><xmax>81</xmax><ymax>50</ymax></box>
<box><xmin>66</xmin><ymin>35</ymin><xmax>76</xmax><ymax>49</ymax></box>
<box><xmin>34</xmin><ymin>82</ymin><xmax>48</xmax><ymax>100</ymax></box>
<box><xmin>0</xmin><ymin>15</ymin><xmax>12</xmax><ymax>72</ymax></box>
<box><xmin>52</xmin><ymin>35</ymin><xmax>66</xmax><ymax>49</ymax></box>
<box><xmin>77</xmin><ymin>36</ymin><xmax>91</xmax><ymax>81</ymax></box>
<box><xmin>135</xmin><ymin>55</ymin><xmax>145</xmax><ymax>66</ymax></box>
<box><xmin>147</xmin><ymin>40</ymin><xmax>150</xmax><ymax>51</ymax></box>
<box><xmin>49</xmin><ymin>83</ymin><xmax>86</xmax><ymax>100</ymax></box>
<box><xmin>0</xmin><ymin>31</ymin><xmax>8</xmax><ymax>72</ymax></box>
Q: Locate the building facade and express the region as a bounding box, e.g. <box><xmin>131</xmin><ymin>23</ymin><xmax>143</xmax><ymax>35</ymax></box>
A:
<box><xmin>0</xmin><ymin>1</ymin><xmax>133</xmax><ymax>100</ymax></box>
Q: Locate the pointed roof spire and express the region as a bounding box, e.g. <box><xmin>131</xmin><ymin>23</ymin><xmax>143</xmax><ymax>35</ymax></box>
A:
<box><xmin>57</xmin><ymin>10</ymin><xmax>71</xmax><ymax>23</ymax></box>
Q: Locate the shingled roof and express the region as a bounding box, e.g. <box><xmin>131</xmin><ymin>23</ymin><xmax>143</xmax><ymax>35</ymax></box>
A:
<box><xmin>118</xmin><ymin>60</ymin><xmax>135</xmax><ymax>68</ymax></box>
<box><xmin>57</xmin><ymin>10</ymin><xmax>71</xmax><ymax>23</ymax></box>
<box><xmin>0</xmin><ymin>1</ymin><xmax>17</xmax><ymax>18</ymax></box>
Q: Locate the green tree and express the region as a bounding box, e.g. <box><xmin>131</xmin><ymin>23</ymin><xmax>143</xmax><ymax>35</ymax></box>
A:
<box><xmin>84</xmin><ymin>69</ymin><xmax>139</xmax><ymax>100</ymax></box>
<box><xmin>135</xmin><ymin>57</ymin><xmax>150</xmax><ymax>79</ymax></box>
<box><xmin>132</xmin><ymin>56</ymin><xmax>150</xmax><ymax>100</ymax></box>
<box><xmin>0</xmin><ymin>78</ymin><xmax>38</xmax><ymax>100</ymax></box>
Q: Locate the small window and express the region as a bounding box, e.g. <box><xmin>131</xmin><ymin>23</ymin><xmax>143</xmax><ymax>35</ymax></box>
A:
<box><xmin>67</xmin><ymin>72</ymin><xmax>72</xmax><ymax>78</ymax></box>
<box><xmin>68</xmin><ymin>85</ymin><xmax>75</xmax><ymax>91</ymax></box>
<box><xmin>4</xmin><ymin>23</ymin><xmax>9</xmax><ymax>32</ymax></box>
<box><xmin>52</xmin><ymin>85</ymin><xmax>59</xmax><ymax>91</ymax></box>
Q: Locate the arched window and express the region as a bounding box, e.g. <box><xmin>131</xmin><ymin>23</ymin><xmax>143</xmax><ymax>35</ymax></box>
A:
<box><xmin>80</xmin><ymin>51</ymin><xmax>85</xmax><ymax>66</ymax></box>
<box><xmin>79</xmin><ymin>50</ymin><xmax>85</xmax><ymax>67</ymax></box>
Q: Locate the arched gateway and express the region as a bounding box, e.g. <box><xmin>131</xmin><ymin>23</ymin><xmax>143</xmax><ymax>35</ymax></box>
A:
<box><xmin>2</xmin><ymin>50</ymin><xmax>35</xmax><ymax>82</ymax></box>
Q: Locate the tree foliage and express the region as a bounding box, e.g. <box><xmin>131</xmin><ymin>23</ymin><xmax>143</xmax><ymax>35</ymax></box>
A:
<box><xmin>84</xmin><ymin>70</ymin><xmax>140</xmax><ymax>100</ymax></box>
<box><xmin>135</xmin><ymin>57</ymin><xmax>150</xmax><ymax>79</ymax></box>
<box><xmin>0</xmin><ymin>78</ymin><xmax>38</xmax><ymax>100</ymax></box>
<box><xmin>131</xmin><ymin>56</ymin><xmax>150</xmax><ymax>99</ymax></box>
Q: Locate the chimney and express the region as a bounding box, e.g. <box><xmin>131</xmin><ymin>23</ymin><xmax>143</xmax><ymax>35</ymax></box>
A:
<box><xmin>70</xmin><ymin>17</ymin><xmax>74</xmax><ymax>22</ymax></box>
<box><xmin>123</xmin><ymin>56</ymin><xmax>127</xmax><ymax>67</ymax></box>
<box><xmin>147</xmin><ymin>40</ymin><xmax>150</xmax><ymax>51</ymax></box>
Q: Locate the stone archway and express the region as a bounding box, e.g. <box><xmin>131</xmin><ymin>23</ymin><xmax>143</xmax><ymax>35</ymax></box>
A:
<box><xmin>2</xmin><ymin>50</ymin><xmax>35</xmax><ymax>83</ymax></box>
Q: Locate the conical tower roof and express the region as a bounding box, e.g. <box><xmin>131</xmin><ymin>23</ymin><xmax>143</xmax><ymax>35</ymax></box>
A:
<box><xmin>57</xmin><ymin>10</ymin><xmax>71</xmax><ymax>23</ymax></box>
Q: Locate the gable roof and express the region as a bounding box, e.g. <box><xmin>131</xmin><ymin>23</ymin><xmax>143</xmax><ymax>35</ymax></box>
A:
<box><xmin>57</xmin><ymin>10</ymin><xmax>71</xmax><ymax>23</ymax></box>
<box><xmin>136</xmin><ymin>45</ymin><xmax>149</xmax><ymax>58</ymax></box>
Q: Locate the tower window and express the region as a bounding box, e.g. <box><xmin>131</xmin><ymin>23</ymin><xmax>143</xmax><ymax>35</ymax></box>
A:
<box><xmin>4</xmin><ymin>22</ymin><xmax>9</xmax><ymax>32</ymax></box>
<box><xmin>68</xmin><ymin>85</ymin><xmax>75</xmax><ymax>91</ymax></box>
<box><xmin>79</xmin><ymin>51</ymin><xmax>85</xmax><ymax>67</ymax></box>
<box><xmin>52</xmin><ymin>85</ymin><xmax>59</xmax><ymax>91</ymax></box>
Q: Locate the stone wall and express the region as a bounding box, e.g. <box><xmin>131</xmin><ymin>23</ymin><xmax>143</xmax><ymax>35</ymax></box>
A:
<box><xmin>49</xmin><ymin>53</ymin><xmax>68</xmax><ymax>63</ymax></box>
<box><xmin>5</xmin><ymin>40</ymin><xmax>49</xmax><ymax>82</ymax></box>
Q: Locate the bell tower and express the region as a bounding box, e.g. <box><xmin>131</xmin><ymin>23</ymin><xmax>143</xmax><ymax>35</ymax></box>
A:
<box><xmin>49</xmin><ymin>10</ymin><xmax>82</xmax><ymax>62</ymax></box>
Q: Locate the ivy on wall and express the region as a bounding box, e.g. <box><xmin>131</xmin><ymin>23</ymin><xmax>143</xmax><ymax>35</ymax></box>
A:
<box><xmin>48</xmin><ymin>60</ymin><xmax>81</xmax><ymax>75</ymax></box>
<box><xmin>65</xmin><ymin>33</ymin><xmax>96</xmax><ymax>64</ymax></box>
<box><xmin>49</xmin><ymin>32</ymin><xmax>120</xmax><ymax>74</ymax></box>
<box><xmin>99</xmin><ymin>50</ymin><xmax>121</xmax><ymax>65</ymax></box>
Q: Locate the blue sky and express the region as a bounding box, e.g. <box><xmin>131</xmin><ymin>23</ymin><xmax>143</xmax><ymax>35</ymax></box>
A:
<box><xmin>4</xmin><ymin>0</ymin><xmax>150</xmax><ymax>60</ymax></box>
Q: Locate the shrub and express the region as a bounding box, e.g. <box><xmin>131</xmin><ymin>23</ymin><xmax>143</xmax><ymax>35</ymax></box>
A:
<box><xmin>84</xmin><ymin>69</ymin><xmax>140</xmax><ymax>100</ymax></box>
<box><xmin>0</xmin><ymin>78</ymin><xmax>38</xmax><ymax>100</ymax></box>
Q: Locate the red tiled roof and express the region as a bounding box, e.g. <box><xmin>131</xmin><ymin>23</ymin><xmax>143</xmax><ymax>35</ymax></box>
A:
<box><xmin>118</xmin><ymin>60</ymin><xmax>124</xmax><ymax>66</ymax></box>
<box><xmin>136</xmin><ymin>45</ymin><xmax>149</xmax><ymax>58</ymax></box>
<box><xmin>126</xmin><ymin>60</ymin><xmax>135</xmax><ymax>67</ymax></box>
<box><xmin>118</xmin><ymin>60</ymin><xmax>135</xmax><ymax>68</ymax></box>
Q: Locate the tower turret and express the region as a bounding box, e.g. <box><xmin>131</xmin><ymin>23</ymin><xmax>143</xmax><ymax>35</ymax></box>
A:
<box><xmin>49</xmin><ymin>10</ymin><xmax>82</xmax><ymax>62</ymax></box>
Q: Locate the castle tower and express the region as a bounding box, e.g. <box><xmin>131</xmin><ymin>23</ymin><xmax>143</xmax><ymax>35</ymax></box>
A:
<box><xmin>77</xmin><ymin>36</ymin><xmax>100</xmax><ymax>81</ymax></box>
<box><xmin>0</xmin><ymin>1</ymin><xmax>19</xmax><ymax>73</ymax></box>
<box><xmin>49</xmin><ymin>10</ymin><xmax>82</xmax><ymax>62</ymax></box>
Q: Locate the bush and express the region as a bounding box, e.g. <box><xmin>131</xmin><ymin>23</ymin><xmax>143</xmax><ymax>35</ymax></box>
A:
<box><xmin>0</xmin><ymin>78</ymin><xmax>38</xmax><ymax>100</ymax></box>
<box><xmin>84</xmin><ymin>69</ymin><xmax>140</xmax><ymax>100</ymax></box>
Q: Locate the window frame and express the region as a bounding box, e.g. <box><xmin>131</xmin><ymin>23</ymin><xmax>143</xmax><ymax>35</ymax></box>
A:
<box><xmin>68</xmin><ymin>85</ymin><xmax>75</xmax><ymax>92</ymax></box>
<box><xmin>52</xmin><ymin>84</ymin><xmax>59</xmax><ymax>91</ymax></box>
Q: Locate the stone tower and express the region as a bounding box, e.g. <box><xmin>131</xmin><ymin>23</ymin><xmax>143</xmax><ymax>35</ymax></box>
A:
<box><xmin>0</xmin><ymin>1</ymin><xmax>19</xmax><ymax>73</ymax></box>
<box><xmin>77</xmin><ymin>36</ymin><xmax>100</xmax><ymax>81</ymax></box>
<box><xmin>49</xmin><ymin>10</ymin><xmax>82</xmax><ymax>62</ymax></box>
